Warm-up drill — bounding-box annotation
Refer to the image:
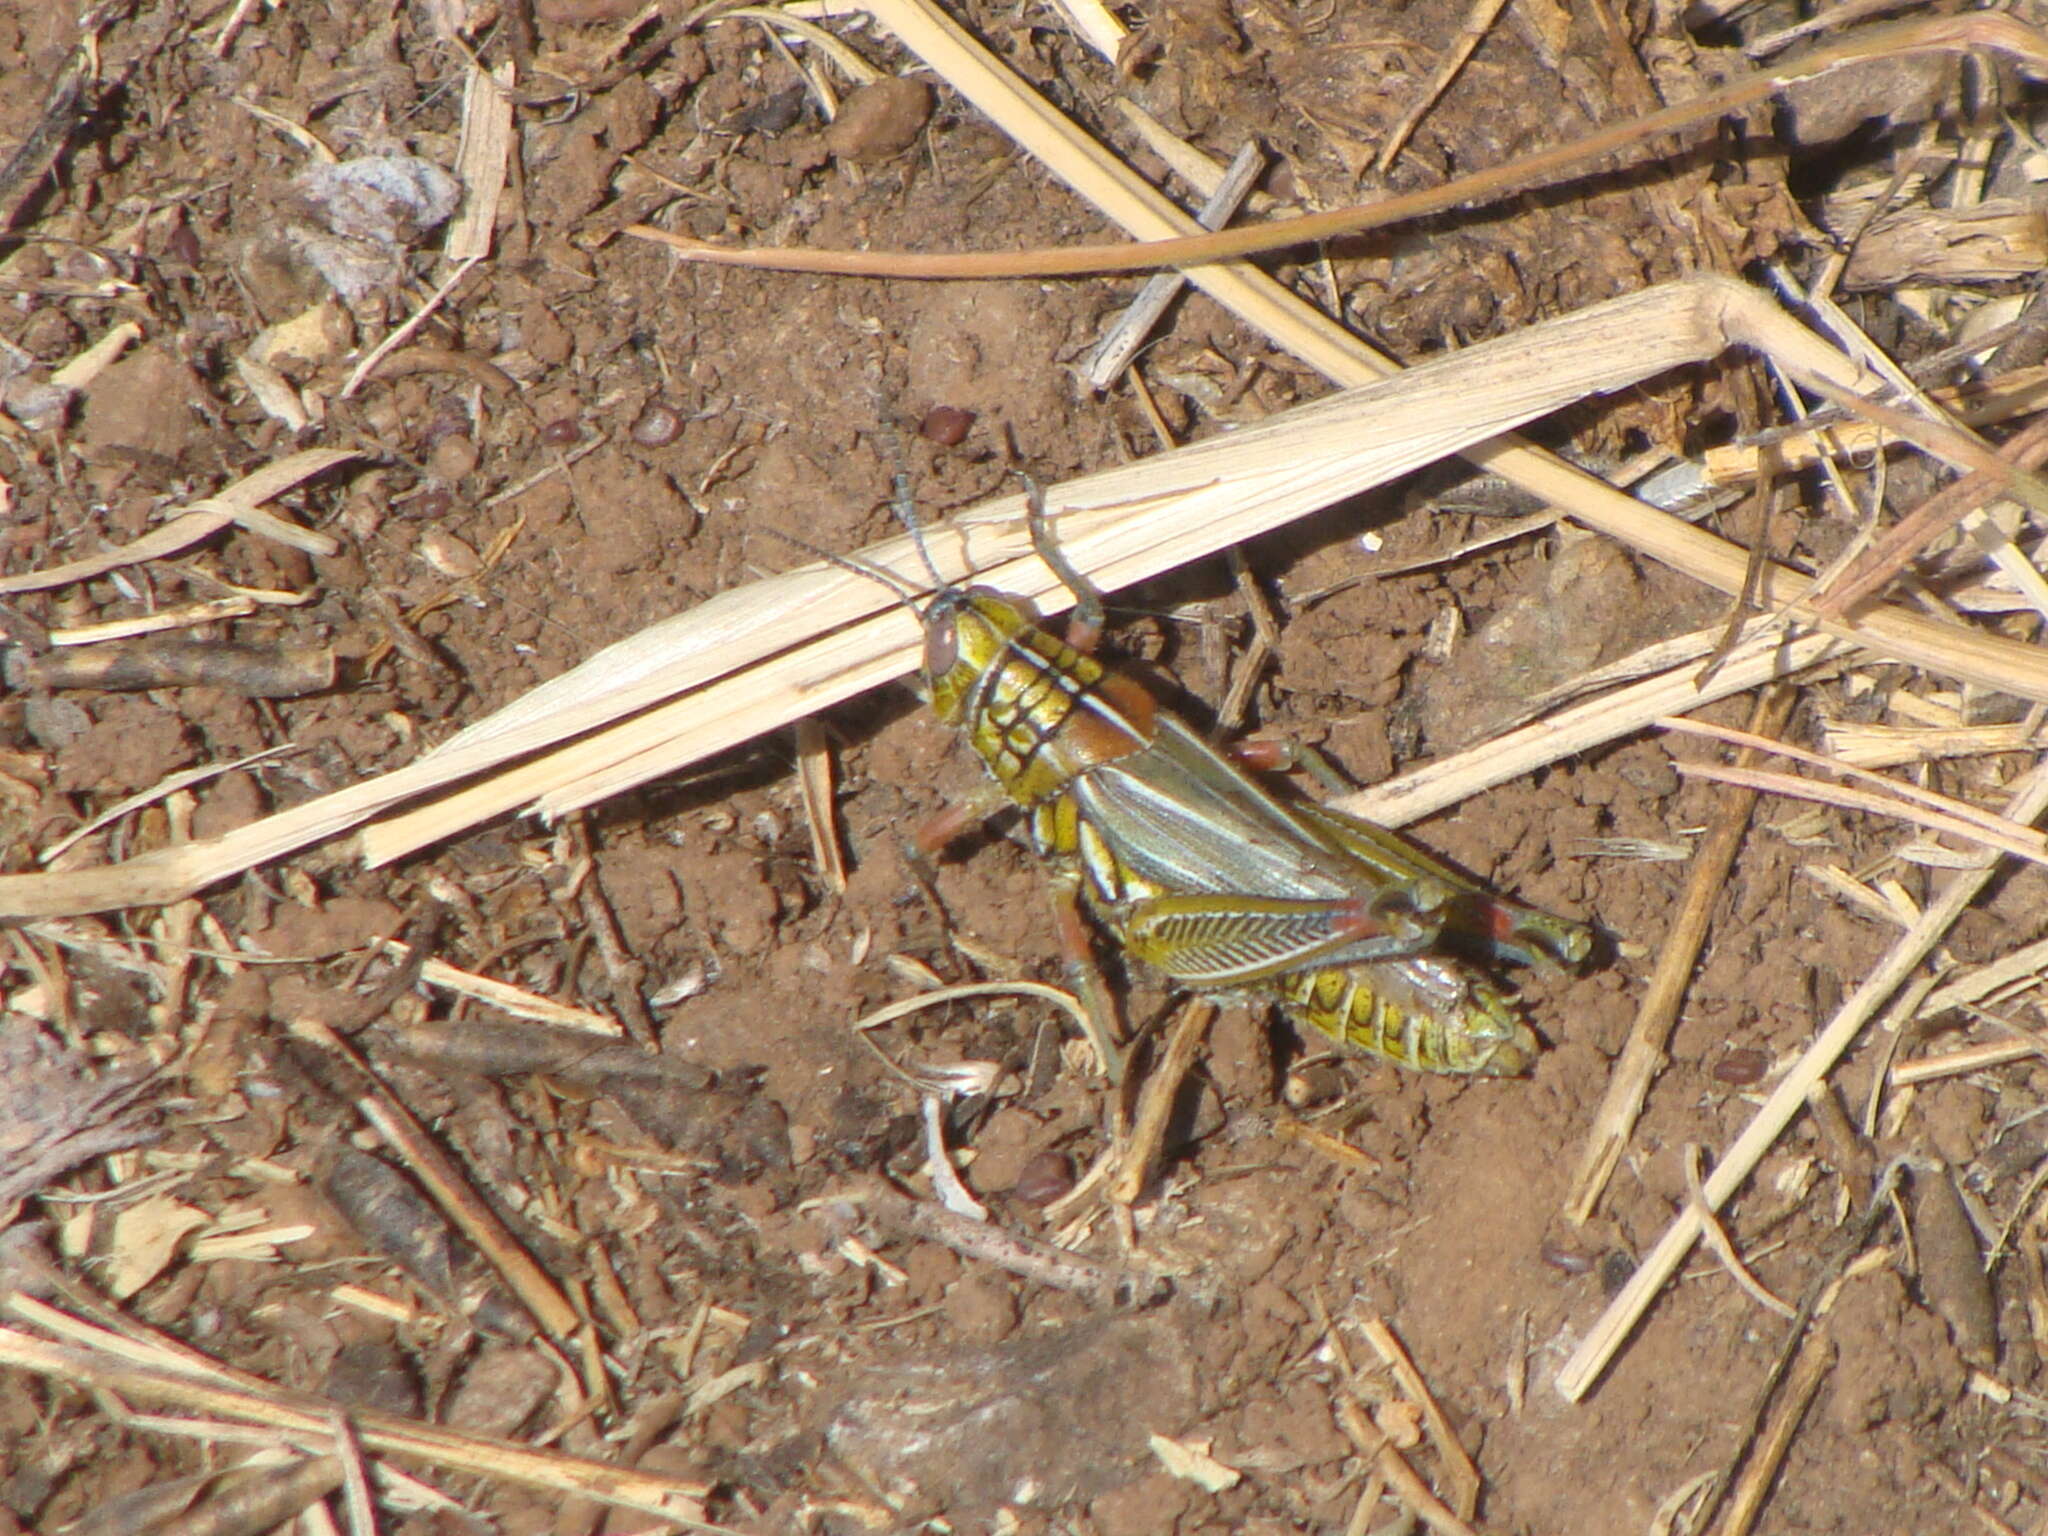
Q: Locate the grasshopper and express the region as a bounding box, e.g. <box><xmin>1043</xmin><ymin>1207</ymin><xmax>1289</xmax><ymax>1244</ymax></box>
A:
<box><xmin>856</xmin><ymin>488</ymin><xmax>1592</xmax><ymax>1078</ymax></box>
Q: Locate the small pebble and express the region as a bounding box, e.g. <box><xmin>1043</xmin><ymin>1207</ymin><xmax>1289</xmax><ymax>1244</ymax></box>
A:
<box><xmin>1010</xmin><ymin>1150</ymin><xmax>1073</xmax><ymax>1207</ymax></box>
<box><xmin>1712</xmin><ymin>1048</ymin><xmax>1770</xmax><ymax>1087</ymax></box>
<box><xmin>1282</xmin><ymin>1062</ymin><xmax>1346</xmax><ymax>1111</ymax></box>
<box><xmin>163</xmin><ymin>218</ymin><xmax>201</xmax><ymax>268</ymax></box>
<box><xmin>427</xmin><ymin>433</ymin><xmax>478</xmax><ymax>481</ymax></box>
<box><xmin>825</xmin><ymin>77</ymin><xmax>934</xmax><ymax>164</ymax></box>
<box><xmin>631</xmin><ymin>398</ymin><xmax>685</xmax><ymax>447</ymax></box>
<box><xmin>409</xmin><ymin>488</ymin><xmax>453</xmax><ymax>521</ymax></box>
<box><xmin>540</xmin><ymin>416</ymin><xmax>581</xmax><ymax>447</ymax></box>
<box><xmin>1539</xmin><ymin>1237</ymin><xmax>1596</xmax><ymax>1275</ymax></box>
<box><xmin>918</xmin><ymin>404</ymin><xmax>975</xmax><ymax>446</ymax></box>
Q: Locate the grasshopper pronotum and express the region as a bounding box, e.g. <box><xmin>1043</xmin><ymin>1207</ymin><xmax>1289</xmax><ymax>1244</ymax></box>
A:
<box><xmin>873</xmin><ymin>488</ymin><xmax>1593</xmax><ymax>1080</ymax></box>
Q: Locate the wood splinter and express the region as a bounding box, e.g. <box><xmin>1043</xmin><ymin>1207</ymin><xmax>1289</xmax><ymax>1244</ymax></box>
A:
<box><xmin>3</xmin><ymin>641</ymin><xmax>335</xmax><ymax>697</ymax></box>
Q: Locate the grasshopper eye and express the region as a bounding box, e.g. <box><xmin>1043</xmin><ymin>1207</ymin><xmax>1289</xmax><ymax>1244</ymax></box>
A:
<box><xmin>924</xmin><ymin>613</ymin><xmax>960</xmax><ymax>675</ymax></box>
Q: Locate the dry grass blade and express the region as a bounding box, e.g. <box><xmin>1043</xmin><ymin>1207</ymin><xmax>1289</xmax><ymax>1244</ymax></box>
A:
<box><xmin>1344</xmin><ymin>631</ymin><xmax>1845</xmax><ymax>828</ymax></box>
<box><xmin>1888</xmin><ymin>937</ymin><xmax>2048</xmax><ymax>1085</ymax></box>
<box><xmin>820</xmin><ymin>0</ymin><xmax>2048</xmax><ymax>694</ymax></box>
<box><xmin>1821</xmin><ymin>719</ymin><xmax>2048</xmax><ymax>770</ymax></box>
<box><xmin>39</xmin><ymin>746</ymin><xmax>298</xmax><ymax>867</ymax></box>
<box><xmin>795</xmin><ymin>718</ymin><xmax>847</xmax><ymax>894</ymax></box>
<box><xmin>1666</xmin><ymin>715</ymin><xmax>2048</xmax><ymax>841</ymax></box>
<box><xmin>445</xmin><ymin>59</ymin><xmax>513</xmax><ymax>262</ymax></box>
<box><xmin>0</xmin><ymin>447</ymin><xmax>355</xmax><ymax>595</ymax></box>
<box><xmin>853</xmin><ymin>977</ymin><xmax>1109</xmax><ymax>1084</ymax></box>
<box><xmin>7</xmin><ymin>14</ymin><xmax>2046</xmax><ymax>928</ymax></box>
<box><xmin>1673</xmin><ymin>760</ymin><xmax>2048</xmax><ymax>869</ymax></box>
<box><xmin>10</xmin><ymin>277</ymin><xmax>1992</xmax><ymax>920</ymax></box>
<box><xmin>1921</xmin><ymin>937</ymin><xmax>2048</xmax><ymax>1018</ymax></box>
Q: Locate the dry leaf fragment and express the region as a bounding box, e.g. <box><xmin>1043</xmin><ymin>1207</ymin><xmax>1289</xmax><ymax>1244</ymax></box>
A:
<box><xmin>288</xmin><ymin>155</ymin><xmax>462</xmax><ymax>300</ymax></box>
<box><xmin>1148</xmin><ymin>1433</ymin><xmax>1243</xmax><ymax>1492</ymax></box>
<box><xmin>106</xmin><ymin>1195</ymin><xmax>210</xmax><ymax>1299</ymax></box>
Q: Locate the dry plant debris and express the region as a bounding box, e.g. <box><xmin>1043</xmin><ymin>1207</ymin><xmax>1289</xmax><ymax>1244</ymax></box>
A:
<box><xmin>2</xmin><ymin>0</ymin><xmax>2048</xmax><ymax>1533</ymax></box>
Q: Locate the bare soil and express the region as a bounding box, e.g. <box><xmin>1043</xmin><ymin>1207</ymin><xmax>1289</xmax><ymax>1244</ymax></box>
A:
<box><xmin>3</xmin><ymin>1</ymin><xmax>2046</xmax><ymax>1533</ymax></box>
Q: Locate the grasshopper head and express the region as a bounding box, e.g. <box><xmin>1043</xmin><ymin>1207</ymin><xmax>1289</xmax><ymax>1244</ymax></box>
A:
<box><xmin>923</xmin><ymin>587</ymin><xmax>1040</xmax><ymax>724</ymax></box>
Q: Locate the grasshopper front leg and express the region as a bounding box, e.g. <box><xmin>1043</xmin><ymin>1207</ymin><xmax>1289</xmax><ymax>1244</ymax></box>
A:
<box><xmin>913</xmin><ymin>779</ymin><xmax>1015</xmax><ymax>857</ymax></box>
<box><xmin>916</xmin><ymin>785</ymin><xmax>1127</xmax><ymax>1081</ymax></box>
<box><xmin>1024</xmin><ymin>475</ymin><xmax>1107</xmax><ymax>654</ymax></box>
<box><xmin>1048</xmin><ymin>871</ymin><xmax>1127</xmax><ymax>1083</ymax></box>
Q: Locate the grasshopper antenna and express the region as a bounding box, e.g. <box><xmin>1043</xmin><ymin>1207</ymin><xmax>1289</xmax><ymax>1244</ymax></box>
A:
<box><xmin>889</xmin><ymin>469</ymin><xmax>952</xmax><ymax>594</ymax></box>
<box><xmin>758</xmin><ymin>524</ymin><xmax>928</xmax><ymax>611</ymax></box>
<box><xmin>871</xmin><ymin>404</ymin><xmax>953</xmax><ymax>595</ymax></box>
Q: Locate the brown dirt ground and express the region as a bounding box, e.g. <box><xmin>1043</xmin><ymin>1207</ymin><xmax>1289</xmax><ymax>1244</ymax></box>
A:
<box><xmin>3</xmin><ymin>1</ymin><xmax>2047</xmax><ymax>1533</ymax></box>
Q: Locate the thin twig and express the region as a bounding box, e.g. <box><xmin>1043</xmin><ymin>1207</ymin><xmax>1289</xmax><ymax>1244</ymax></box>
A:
<box><xmin>1376</xmin><ymin>0</ymin><xmax>1511</xmax><ymax>172</ymax></box>
<box><xmin>1084</xmin><ymin>140</ymin><xmax>1265</xmax><ymax>390</ymax></box>
<box><xmin>565</xmin><ymin>819</ymin><xmax>658</xmax><ymax>1048</ymax></box>
<box><xmin>1892</xmin><ymin>1039</ymin><xmax>2042</xmax><ymax>1087</ymax></box>
<box><xmin>340</xmin><ymin>256</ymin><xmax>485</xmax><ymax>399</ymax></box>
<box><xmin>1811</xmin><ymin>413</ymin><xmax>2048</xmax><ymax>619</ymax></box>
<box><xmin>1712</xmin><ymin>1335</ymin><xmax>1836</xmax><ymax>1536</ymax></box>
<box><xmin>1360</xmin><ymin>1317</ymin><xmax>1483</xmax><ymax>1521</ymax></box>
<box><xmin>0</xmin><ymin>1323</ymin><xmax>709</xmax><ymax>1520</ymax></box>
<box><xmin>1691</xmin><ymin>1159</ymin><xmax>1906</xmax><ymax>1533</ymax></box>
<box><xmin>1110</xmin><ymin>1000</ymin><xmax>1215</xmax><ymax>1204</ymax></box>
<box><xmin>1335</xmin><ymin>1395</ymin><xmax>1481</xmax><ymax>1536</ymax></box>
<box><xmin>1566</xmin><ymin>687</ymin><xmax>1795</xmax><ymax>1222</ymax></box>
<box><xmin>1686</xmin><ymin>1146</ymin><xmax>1797</xmax><ymax>1320</ymax></box>
<box><xmin>836</xmin><ymin>1178</ymin><xmax>1168</xmax><ymax>1308</ymax></box>
<box><xmin>285</xmin><ymin>1018</ymin><xmax>585</xmax><ymax>1344</ymax></box>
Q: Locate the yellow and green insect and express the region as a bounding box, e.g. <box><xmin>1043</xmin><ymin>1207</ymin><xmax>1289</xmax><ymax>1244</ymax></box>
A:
<box><xmin>910</xmin><ymin>547</ymin><xmax>1590</xmax><ymax>1079</ymax></box>
<box><xmin>829</xmin><ymin>484</ymin><xmax>1590</xmax><ymax>1080</ymax></box>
